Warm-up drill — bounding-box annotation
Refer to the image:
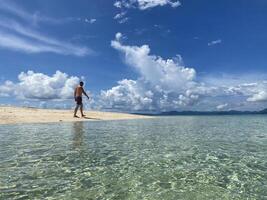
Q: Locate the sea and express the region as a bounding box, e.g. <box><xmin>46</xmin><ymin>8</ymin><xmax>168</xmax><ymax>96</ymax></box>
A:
<box><xmin>0</xmin><ymin>115</ymin><xmax>267</xmax><ymax>199</ymax></box>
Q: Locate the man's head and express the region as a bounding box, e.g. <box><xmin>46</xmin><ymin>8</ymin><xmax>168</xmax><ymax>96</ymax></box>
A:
<box><xmin>79</xmin><ymin>81</ymin><xmax>84</xmax><ymax>86</ymax></box>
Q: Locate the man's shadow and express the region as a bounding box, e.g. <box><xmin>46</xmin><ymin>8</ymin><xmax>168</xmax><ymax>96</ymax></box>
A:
<box><xmin>82</xmin><ymin>116</ymin><xmax>101</xmax><ymax>120</ymax></box>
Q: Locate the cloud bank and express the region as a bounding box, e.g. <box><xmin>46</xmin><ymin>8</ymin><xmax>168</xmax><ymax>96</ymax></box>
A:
<box><xmin>1</xmin><ymin>68</ymin><xmax>267</xmax><ymax>111</ymax></box>
<box><xmin>99</xmin><ymin>33</ymin><xmax>212</xmax><ymax>111</ymax></box>
<box><xmin>0</xmin><ymin>71</ymin><xmax>80</xmax><ymax>100</ymax></box>
<box><xmin>99</xmin><ymin>33</ymin><xmax>267</xmax><ymax>112</ymax></box>
<box><xmin>0</xmin><ymin>35</ymin><xmax>266</xmax><ymax>111</ymax></box>
<box><xmin>226</xmin><ymin>82</ymin><xmax>267</xmax><ymax>102</ymax></box>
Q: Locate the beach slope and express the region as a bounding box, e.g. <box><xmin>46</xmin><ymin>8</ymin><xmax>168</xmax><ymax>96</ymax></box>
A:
<box><xmin>0</xmin><ymin>107</ymin><xmax>151</xmax><ymax>125</ymax></box>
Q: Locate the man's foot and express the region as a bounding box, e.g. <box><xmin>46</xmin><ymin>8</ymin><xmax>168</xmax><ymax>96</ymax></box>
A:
<box><xmin>73</xmin><ymin>115</ymin><xmax>79</xmax><ymax>118</ymax></box>
<box><xmin>82</xmin><ymin>114</ymin><xmax>86</xmax><ymax>117</ymax></box>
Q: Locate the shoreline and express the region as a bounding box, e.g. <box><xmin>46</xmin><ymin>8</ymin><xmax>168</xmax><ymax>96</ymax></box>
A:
<box><xmin>0</xmin><ymin>106</ymin><xmax>153</xmax><ymax>125</ymax></box>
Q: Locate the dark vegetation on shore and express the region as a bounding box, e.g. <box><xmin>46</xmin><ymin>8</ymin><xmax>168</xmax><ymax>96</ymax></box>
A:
<box><xmin>134</xmin><ymin>108</ymin><xmax>267</xmax><ymax>116</ymax></box>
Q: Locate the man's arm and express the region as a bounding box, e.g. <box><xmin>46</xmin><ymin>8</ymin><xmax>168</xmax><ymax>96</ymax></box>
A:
<box><xmin>82</xmin><ymin>88</ymin><xmax>90</xmax><ymax>99</ymax></box>
<box><xmin>74</xmin><ymin>88</ymin><xmax>77</xmax><ymax>98</ymax></box>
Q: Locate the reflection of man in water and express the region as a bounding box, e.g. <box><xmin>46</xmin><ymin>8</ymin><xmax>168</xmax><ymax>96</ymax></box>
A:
<box><xmin>73</xmin><ymin>122</ymin><xmax>84</xmax><ymax>149</ymax></box>
<box><xmin>74</xmin><ymin>81</ymin><xmax>90</xmax><ymax>118</ymax></box>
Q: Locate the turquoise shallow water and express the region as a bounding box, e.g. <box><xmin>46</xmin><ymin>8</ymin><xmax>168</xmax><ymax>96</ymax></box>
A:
<box><xmin>0</xmin><ymin>116</ymin><xmax>267</xmax><ymax>200</ymax></box>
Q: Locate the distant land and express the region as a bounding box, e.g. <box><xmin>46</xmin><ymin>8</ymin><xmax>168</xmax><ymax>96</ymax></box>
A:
<box><xmin>136</xmin><ymin>108</ymin><xmax>267</xmax><ymax>116</ymax></box>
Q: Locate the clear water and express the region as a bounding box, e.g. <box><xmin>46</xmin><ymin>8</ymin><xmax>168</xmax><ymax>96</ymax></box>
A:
<box><xmin>0</xmin><ymin>116</ymin><xmax>267</xmax><ymax>200</ymax></box>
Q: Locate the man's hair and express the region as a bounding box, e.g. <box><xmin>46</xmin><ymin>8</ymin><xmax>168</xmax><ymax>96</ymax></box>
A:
<box><xmin>80</xmin><ymin>81</ymin><xmax>84</xmax><ymax>86</ymax></box>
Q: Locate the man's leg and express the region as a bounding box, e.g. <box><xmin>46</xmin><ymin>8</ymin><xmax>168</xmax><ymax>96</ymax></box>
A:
<box><xmin>74</xmin><ymin>104</ymin><xmax>79</xmax><ymax>117</ymax></box>
<box><xmin>80</xmin><ymin>103</ymin><xmax>85</xmax><ymax>117</ymax></box>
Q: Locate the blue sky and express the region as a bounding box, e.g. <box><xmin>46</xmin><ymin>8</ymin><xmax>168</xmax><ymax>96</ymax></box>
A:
<box><xmin>0</xmin><ymin>0</ymin><xmax>267</xmax><ymax>112</ymax></box>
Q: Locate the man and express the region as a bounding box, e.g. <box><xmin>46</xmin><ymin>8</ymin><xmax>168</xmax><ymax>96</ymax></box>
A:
<box><xmin>74</xmin><ymin>81</ymin><xmax>89</xmax><ymax>118</ymax></box>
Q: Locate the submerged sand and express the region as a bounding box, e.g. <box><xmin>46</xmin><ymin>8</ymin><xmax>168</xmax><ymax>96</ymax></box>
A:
<box><xmin>0</xmin><ymin>107</ymin><xmax>152</xmax><ymax>125</ymax></box>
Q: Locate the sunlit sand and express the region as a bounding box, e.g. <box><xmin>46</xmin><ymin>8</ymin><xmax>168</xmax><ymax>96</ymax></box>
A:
<box><xmin>0</xmin><ymin>106</ymin><xmax>152</xmax><ymax>125</ymax></box>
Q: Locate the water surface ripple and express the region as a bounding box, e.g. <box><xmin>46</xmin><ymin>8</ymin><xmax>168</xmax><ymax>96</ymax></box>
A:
<box><xmin>0</xmin><ymin>116</ymin><xmax>267</xmax><ymax>199</ymax></box>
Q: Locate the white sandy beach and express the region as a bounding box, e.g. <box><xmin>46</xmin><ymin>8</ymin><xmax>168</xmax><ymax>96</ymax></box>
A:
<box><xmin>0</xmin><ymin>106</ymin><xmax>152</xmax><ymax>125</ymax></box>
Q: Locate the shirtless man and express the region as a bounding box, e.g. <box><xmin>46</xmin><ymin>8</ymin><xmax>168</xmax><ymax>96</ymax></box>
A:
<box><xmin>74</xmin><ymin>81</ymin><xmax>89</xmax><ymax>118</ymax></box>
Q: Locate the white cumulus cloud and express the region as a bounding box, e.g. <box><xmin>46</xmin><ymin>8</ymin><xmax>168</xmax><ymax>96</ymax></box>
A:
<box><xmin>247</xmin><ymin>91</ymin><xmax>267</xmax><ymax>102</ymax></box>
<box><xmin>114</xmin><ymin>11</ymin><xmax>129</xmax><ymax>24</ymax></box>
<box><xmin>114</xmin><ymin>0</ymin><xmax>181</xmax><ymax>10</ymax></box>
<box><xmin>216</xmin><ymin>103</ymin><xmax>228</xmax><ymax>110</ymax></box>
<box><xmin>0</xmin><ymin>71</ymin><xmax>81</xmax><ymax>100</ymax></box>
<box><xmin>99</xmin><ymin>33</ymin><xmax>210</xmax><ymax>111</ymax></box>
<box><xmin>99</xmin><ymin>33</ymin><xmax>267</xmax><ymax>112</ymax></box>
<box><xmin>114</xmin><ymin>12</ymin><xmax>127</xmax><ymax>19</ymax></box>
<box><xmin>113</xmin><ymin>0</ymin><xmax>180</xmax><ymax>23</ymax></box>
<box><xmin>224</xmin><ymin>82</ymin><xmax>267</xmax><ymax>102</ymax></box>
<box><xmin>138</xmin><ymin>0</ymin><xmax>181</xmax><ymax>10</ymax></box>
<box><xmin>85</xmin><ymin>18</ymin><xmax>96</xmax><ymax>24</ymax></box>
<box><xmin>208</xmin><ymin>39</ymin><xmax>222</xmax><ymax>46</ymax></box>
<box><xmin>0</xmin><ymin>80</ymin><xmax>15</xmax><ymax>97</ymax></box>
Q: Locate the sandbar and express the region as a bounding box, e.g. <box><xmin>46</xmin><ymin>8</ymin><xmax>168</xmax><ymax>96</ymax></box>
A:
<box><xmin>0</xmin><ymin>106</ymin><xmax>152</xmax><ymax>125</ymax></box>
